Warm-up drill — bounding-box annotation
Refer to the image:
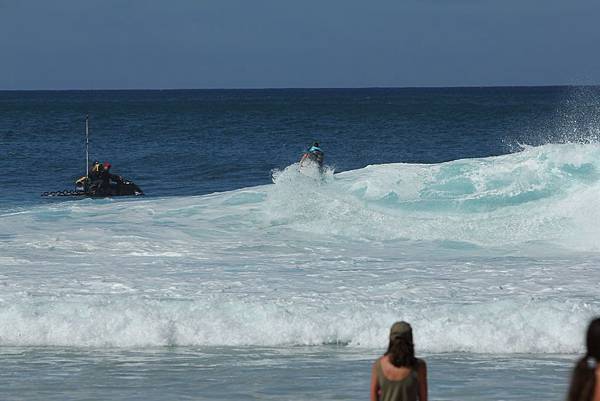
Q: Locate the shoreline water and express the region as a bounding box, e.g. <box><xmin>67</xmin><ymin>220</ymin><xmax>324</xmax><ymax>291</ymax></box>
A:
<box><xmin>0</xmin><ymin>346</ymin><xmax>577</xmax><ymax>401</ymax></box>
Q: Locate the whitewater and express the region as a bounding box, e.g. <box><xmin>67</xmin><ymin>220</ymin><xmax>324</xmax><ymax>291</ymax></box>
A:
<box><xmin>1</xmin><ymin>142</ymin><xmax>598</xmax><ymax>358</ymax></box>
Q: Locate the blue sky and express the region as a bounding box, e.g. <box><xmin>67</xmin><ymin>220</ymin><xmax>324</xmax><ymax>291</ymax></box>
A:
<box><xmin>1</xmin><ymin>0</ymin><xmax>599</xmax><ymax>89</ymax></box>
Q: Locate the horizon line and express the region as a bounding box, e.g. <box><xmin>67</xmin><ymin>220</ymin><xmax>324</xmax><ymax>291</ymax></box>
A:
<box><xmin>1</xmin><ymin>83</ymin><xmax>599</xmax><ymax>92</ymax></box>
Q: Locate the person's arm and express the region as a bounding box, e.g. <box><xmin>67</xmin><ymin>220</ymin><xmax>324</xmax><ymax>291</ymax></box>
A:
<box><xmin>370</xmin><ymin>361</ymin><xmax>380</xmax><ymax>401</ymax></box>
<box><xmin>417</xmin><ymin>359</ymin><xmax>428</xmax><ymax>401</ymax></box>
<box><xmin>593</xmin><ymin>365</ymin><xmax>600</xmax><ymax>401</ymax></box>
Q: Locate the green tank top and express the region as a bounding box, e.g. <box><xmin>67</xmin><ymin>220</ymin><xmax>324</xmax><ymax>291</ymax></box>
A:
<box><xmin>376</xmin><ymin>359</ymin><xmax>419</xmax><ymax>401</ymax></box>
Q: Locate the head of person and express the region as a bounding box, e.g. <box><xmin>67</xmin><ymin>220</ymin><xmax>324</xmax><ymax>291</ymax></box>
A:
<box><xmin>312</xmin><ymin>142</ymin><xmax>320</xmax><ymax>148</ymax></box>
<box><xmin>586</xmin><ymin>317</ymin><xmax>600</xmax><ymax>361</ymax></box>
<box><xmin>567</xmin><ymin>317</ymin><xmax>600</xmax><ymax>401</ymax></box>
<box><xmin>103</xmin><ymin>161</ymin><xmax>111</xmax><ymax>171</ymax></box>
<box><xmin>91</xmin><ymin>160</ymin><xmax>102</xmax><ymax>172</ymax></box>
<box><xmin>385</xmin><ymin>321</ymin><xmax>417</xmax><ymax>368</ymax></box>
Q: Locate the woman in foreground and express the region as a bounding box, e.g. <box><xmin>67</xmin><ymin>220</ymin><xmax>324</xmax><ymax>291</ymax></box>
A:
<box><xmin>567</xmin><ymin>317</ymin><xmax>600</xmax><ymax>401</ymax></box>
<box><xmin>370</xmin><ymin>321</ymin><xmax>428</xmax><ymax>401</ymax></box>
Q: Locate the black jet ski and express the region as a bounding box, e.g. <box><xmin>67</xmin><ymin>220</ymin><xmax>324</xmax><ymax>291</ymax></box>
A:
<box><xmin>76</xmin><ymin>176</ymin><xmax>144</xmax><ymax>197</ymax></box>
<box><xmin>41</xmin><ymin>116</ymin><xmax>144</xmax><ymax>198</ymax></box>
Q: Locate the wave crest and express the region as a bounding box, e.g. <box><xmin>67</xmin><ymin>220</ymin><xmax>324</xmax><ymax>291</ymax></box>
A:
<box><xmin>0</xmin><ymin>294</ymin><xmax>593</xmax><ymax>352</ymax></box>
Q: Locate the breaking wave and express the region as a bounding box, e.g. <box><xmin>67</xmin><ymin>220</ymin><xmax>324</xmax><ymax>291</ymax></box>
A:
<box><xmin>1</xmin><ymin>143</ymin><xmax>599</xmax><ymax>352</ymax></box>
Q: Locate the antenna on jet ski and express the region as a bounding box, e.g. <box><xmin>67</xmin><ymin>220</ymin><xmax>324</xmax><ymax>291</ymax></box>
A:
<box><xmin>85</xmin><ymin>115</ymin><xmax>89</xmax><ymax>179</ymax></box>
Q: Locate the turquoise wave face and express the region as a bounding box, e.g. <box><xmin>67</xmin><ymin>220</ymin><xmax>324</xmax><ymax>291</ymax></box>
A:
<box><xmin>335</xmin><ymin>143</ymin><xmax>600</xmax><ymax>212</ymax></box>
<box><xmin>266</xmin><ymin>143</ymin><xmax>600</xmax><ymax>250</ymax></box>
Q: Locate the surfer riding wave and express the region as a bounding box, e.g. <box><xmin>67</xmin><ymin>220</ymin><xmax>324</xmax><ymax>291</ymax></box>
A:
<box><xmin>299</xmin><ymin>142</ymin><xmax>325</xmax><ymax>172</ymax></box>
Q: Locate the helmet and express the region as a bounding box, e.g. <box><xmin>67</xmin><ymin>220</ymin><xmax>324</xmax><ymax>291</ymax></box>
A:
<box><xmin>103</xmin><ymin>161</ymin><xmax>111</xmax><ymax>169</ymax></box>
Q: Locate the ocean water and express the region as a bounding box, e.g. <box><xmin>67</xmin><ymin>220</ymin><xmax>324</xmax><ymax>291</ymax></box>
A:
<box><xmin>1</xmin><ymin>87</ymin><xmax>600</xmax><ymax>400</ymax></box>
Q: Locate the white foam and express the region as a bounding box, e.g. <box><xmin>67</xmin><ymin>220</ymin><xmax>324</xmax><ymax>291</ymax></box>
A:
<box><xmin>1</xmin><ymin>143</ymin><xmax>599</xmax><ymax>352</ymax></box>
<box><xmin>0</xmin><ymin>294</ymin><xmax>593</xmax><ymax>352</ymax></box>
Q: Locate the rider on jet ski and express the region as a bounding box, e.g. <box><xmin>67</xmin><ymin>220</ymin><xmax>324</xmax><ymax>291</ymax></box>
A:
<box><xmin>300</xmin><ymin>142</ymin><xmax>324</xmax><ymax>169</ymax></box>
<box><xmin>75</xmin><ymin>160</ymin><xmax>102</xmax><ymax>191</ymax></box>
<box><xmin>95</xmin><ymin>161</ymin><xmax>123</xmax><ymax>195</ymax></box>
<box><xmin>75</xmin><ymin>161</ymin><xmax>123</xmax><ymax>195</ymax></box>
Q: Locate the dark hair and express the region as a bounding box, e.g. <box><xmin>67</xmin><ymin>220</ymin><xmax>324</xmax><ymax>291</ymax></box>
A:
<box><xmin>567</xmin><ymin>317</ymin><xmax>600</xmax><ymax>401</ymax></box>
<box><xmin>587</xmin><ymin>318</ymin><xmax>600</xmax><ymax>360</ymax></box>
<box><xmin>313</xmin><ymin>142</ymin><xmax>319</xmax><ymax>147</ymax></box>
<box><xmin>385</xmin><ymin>333</ymin><xmax>417</xmax><ymax>369</ymax></box>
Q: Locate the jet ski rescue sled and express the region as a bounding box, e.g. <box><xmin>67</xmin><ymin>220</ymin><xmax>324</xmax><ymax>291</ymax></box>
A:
<box><xmin>41</xmin><ymin>115</ymin><xmax>144</xmax><ymax>198</ymax></box>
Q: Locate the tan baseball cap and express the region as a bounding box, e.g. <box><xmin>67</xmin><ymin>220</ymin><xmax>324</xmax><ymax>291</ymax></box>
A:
<box><xmin>389</xmin><ymin>321</ymin><xmax>413</xmax><ymax>341</ymax></box>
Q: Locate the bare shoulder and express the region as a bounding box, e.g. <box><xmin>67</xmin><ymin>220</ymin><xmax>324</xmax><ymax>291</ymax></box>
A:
<box><xmin>416</xmin><ymin>358</ymin><xmax>427</xmax><ymax>372</ymax></box>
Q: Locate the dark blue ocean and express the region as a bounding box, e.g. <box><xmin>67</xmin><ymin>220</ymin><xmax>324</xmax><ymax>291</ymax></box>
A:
<box><xmin>1</xmin><ymin>87</ymin><xmax>600</xmax><ymax>401</ymax></box>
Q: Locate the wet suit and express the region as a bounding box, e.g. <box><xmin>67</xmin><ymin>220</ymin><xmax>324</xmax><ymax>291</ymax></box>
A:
<box><xmin>95</xmin><ymin>169</ymin><xmax>123</xmax><ymax>196</ymax></box>
<box><xmin>89</xmin><ymin>163</ymin><xmax>103</xmax><ymax>181</ymax></box>
<box><xmin>75</xmin><ymin>162</ymin><xmax>103</xmax><ymax>192</ymax></box>
<box><xmin>87</xmin><ymin>163</ymin><xmax>104</xmax><ymax>191</ymax></box>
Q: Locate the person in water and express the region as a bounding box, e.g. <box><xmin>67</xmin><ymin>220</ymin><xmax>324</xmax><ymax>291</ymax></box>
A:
<box><xmin>370</xmin><ymin>321</ymin><xmax>428</xmax><ymax>401</ymax></box>
<box><xmin>299</xmin><ymin>142</ymin><xmax>324</xmax><ymax>169</ymax></box>
<box><xmin>567</xmin><ymin>317</ymin><xmax>600</xmax><ymax>401</ymax></box>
